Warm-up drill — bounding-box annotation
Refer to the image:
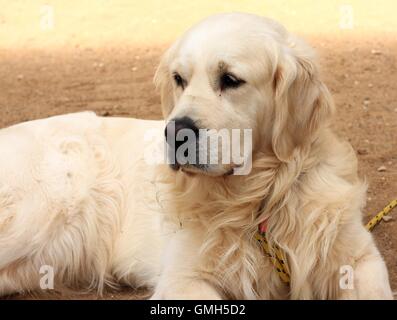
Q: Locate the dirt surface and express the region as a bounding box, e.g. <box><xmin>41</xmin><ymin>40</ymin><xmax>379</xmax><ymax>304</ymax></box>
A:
<box><xmin>0</xmin><ymin>0</ymin><xmax>396</xmax><ymax>299</ymax></box>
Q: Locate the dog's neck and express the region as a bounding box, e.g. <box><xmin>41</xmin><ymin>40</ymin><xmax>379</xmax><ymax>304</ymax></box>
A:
<box><xmin>159</xmin><ymin>153</ymin><xmax>288</xmax><ymax>227</ymax></box>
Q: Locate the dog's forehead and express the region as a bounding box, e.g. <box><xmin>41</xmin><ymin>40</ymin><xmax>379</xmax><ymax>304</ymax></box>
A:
<box><xmin>176</xmin><ymin>33</ymin><xmax>248</xmax><ymax>69</ymax></box>
<box><xmin>175</xmin><ymin>14</ymin><xmax>279</xmax><ymax>66</ymax></box>
<box><xmin>180</xmin><ymin>28</ymin><xmax>241</xmax><ymax>56</ymax></box>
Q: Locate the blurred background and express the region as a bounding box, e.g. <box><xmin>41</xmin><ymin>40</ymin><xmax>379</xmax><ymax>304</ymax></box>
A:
<box><xmin>0</xmin><ymin>0</ymin><xmax>396</xmax><ymax>298</ymax></box>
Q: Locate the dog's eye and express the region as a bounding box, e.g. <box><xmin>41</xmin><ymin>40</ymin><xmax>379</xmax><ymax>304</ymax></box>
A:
<box><xmin>173</xmin><ymin>73</ymin><xmax>185</xmax><ymax>89</ymax></box>
<box><xmin>220</xmin><ymin>73</ymin><xmax>245</xmax><ymax>90</ymax></box>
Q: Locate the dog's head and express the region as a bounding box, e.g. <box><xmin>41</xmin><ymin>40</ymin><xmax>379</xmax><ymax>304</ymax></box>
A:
<box><xmin>155</xmin><ymin>13</ymin><xmax>334</xmax><ymax>176</ymax></box>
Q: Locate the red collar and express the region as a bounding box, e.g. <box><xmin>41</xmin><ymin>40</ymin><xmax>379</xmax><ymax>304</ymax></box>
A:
<box><xmin>258</xmin><ymin>219</ymin><xmax>268</xmax><ymax>234</ymax></box>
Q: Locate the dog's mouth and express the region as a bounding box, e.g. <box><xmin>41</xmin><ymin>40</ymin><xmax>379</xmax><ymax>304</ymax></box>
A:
<box><xmin>165</xmin><ymin>138</ymin><xmax>245</xmax><ymax>177</ymax></box>
<box><xmin>169</xmin><ymin>161</ymin><xmax>236</xmax><ymax>177</ymax></box>
<box><xmin>169</xmin><ymin>161</ymin><xmax>206</xmax><ymax>174</ymax></box>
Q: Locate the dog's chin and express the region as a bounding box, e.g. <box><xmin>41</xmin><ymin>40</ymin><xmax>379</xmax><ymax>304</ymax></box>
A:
<box><xmin>170</xmin><ymin>163</ymin><xmax>235</xmax><ymax>177</ymax></box>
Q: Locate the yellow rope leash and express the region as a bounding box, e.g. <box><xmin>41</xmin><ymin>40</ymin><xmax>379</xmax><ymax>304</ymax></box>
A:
<box><xmin>254</xmin><ymin>233</ymin><xmax>290</xmax><ymax>283</ymax></box>
<box><xmin>255</xmin><ymin>199</ymin><xmax>397</xmax><ymax>285</ymax></box>
<box><xmin>365</xmin><ymin>199</ymin><xmax>397</xmax><ymax>231</ymax></box>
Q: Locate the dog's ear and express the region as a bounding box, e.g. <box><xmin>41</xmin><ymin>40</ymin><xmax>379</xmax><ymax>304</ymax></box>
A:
<box><xmin>271</xmin><ymin>39</ymin><xmax>334</xmax><ymax>162</ymax></box>
<box><xmin>154</xmin><ymin>46</ymin><xmax>176</xmax><ymax>119</ymax></box>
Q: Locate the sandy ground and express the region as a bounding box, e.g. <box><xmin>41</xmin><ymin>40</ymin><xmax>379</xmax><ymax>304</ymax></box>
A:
<box><xmin>0</xmin><ymin>0</ymin><xmax>396</xmax><ymax>299</ymax></box>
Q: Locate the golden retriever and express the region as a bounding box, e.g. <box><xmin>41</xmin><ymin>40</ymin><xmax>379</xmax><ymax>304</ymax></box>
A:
<box><xmin>0</xmin><ymin>13</ymin><xmax>392</xmax><ymax>299</ymax></box>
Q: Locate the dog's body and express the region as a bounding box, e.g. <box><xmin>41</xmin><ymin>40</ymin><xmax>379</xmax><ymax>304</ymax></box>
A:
<box><xmin>0</xmin><ymin>13</ymin><xmax>393</xmax><ymax>299</ymax></box>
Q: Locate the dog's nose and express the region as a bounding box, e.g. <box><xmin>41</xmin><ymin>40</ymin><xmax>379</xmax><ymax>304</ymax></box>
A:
<box><xmin>165</xmin><ymin>117</ymin><xmax>199</xmax><ymax>146</ymax></box>
<box><xmin>165</xmin><ymin>117</ymin><xmax>199</xmax><ymax>168</ymax></box>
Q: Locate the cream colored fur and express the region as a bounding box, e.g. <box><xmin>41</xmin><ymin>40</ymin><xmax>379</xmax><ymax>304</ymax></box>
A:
<box><xmin>0</xmin><ymin>13</ymin><xmax>392</xmax><ymax>299</ymax></box>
